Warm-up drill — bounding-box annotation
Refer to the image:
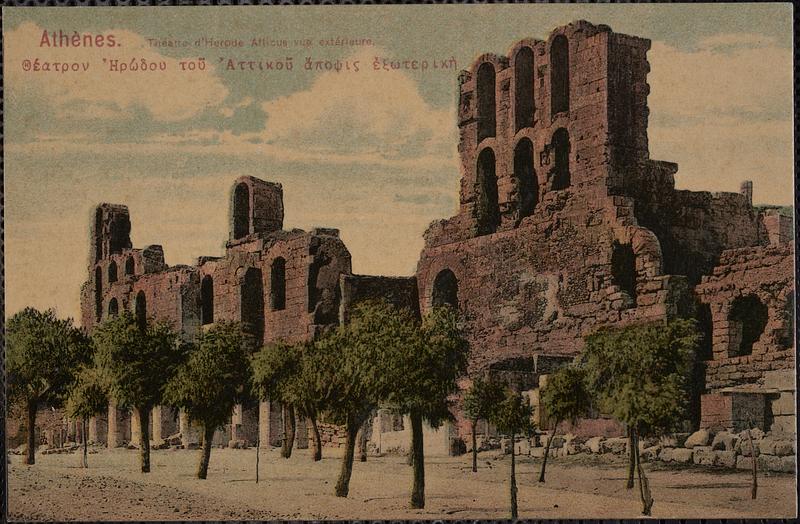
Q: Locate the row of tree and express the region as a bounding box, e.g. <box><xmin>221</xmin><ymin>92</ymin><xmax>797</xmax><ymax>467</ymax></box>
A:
<box><xmin>8</xmin><ymin>303</ymin><xmax>700</xmax><ymax>517</ymax></box>
<box><xmin>7</xmin><ymin>301</ymin><xmax>469</xmax><ymax>509</ymax></box>
<box><xmin>464</xmin><ymin>318</ymin><xmax>700</xmax><ymax>517</ymax></box>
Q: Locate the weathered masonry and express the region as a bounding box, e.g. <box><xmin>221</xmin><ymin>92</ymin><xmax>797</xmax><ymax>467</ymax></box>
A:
<box><xmin>80</xmin><ymin>177</ymin><xmax>417</xmax><ymax>449</ymax></box>
<box><xmin>414</xmin><ymin>20</ymin><xmax>794</xmax><ymax>438</ymax></box>
<box><xmin>75</xmin><ymin>20</ymin><xmax>794</xmax><ymax>454</ymax></box>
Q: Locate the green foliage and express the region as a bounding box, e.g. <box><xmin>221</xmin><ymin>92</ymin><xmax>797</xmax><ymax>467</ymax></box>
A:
<box><xmin>287</xmin><ymin>341</ymin><xmax>328</xmax><ymax>420</ymax></box>
<box><xmin>463</xmin><ymin>374</ymin><xmax>506</xmax><ymax>423</ymax></box>
<box><xmin>539</xmin><ymin>365</ymin><xmax>591</xmax><ymax>426</ymax></box>
<box><xmin>313</xmin><ymin>300</ymin><xmax>404</xmax><ymax>427</ymax></box>
<box><xmin>383</xmin><ymin>305</ymin><xmax>469</xmax><ymax>427</ymax></box>
<box><xmin>165</xmin><ymin>322</ymin><xmax>251</xmax><ymax>430</ymax></box>
<box><xmin>490</xmin><ymin>388</ymin><xmax>534</xmax><ymax>437</ymax></box>
<box><xmin>251</xmin><ymin>340</ymin><xmax>300</xmax><ymax>405</ymax></box>
<box><xmin>66</xmin><ymin>366</ymin><xmax>109</xmax><ymax>421</ymax></box>
<box><xmin>93</xmin><ymin>312</ymin><xmax>187</xmax><ymax>411</ymax></box>
<box><xmin>582</xmin><ymin>318</ymin><xmax>700</xmax><ymax>435</ymax></box>
<box><xmin>7</xmin><ymin>307</ymin><xmax>91</xmax><ymax>407</ymax></box>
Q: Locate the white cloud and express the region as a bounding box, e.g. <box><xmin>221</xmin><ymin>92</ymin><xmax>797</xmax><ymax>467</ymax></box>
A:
<box><xmin>647</xmin><ymin>35</ymin><xmax>793</xmax><ymax>205</ymax></box>
<box><xmin>648</xmin><ymin>36</ymin><xmax>792</xmax><ymax>118</ymax></box>
<box><xmin>5</xmin><ymin>22</ymin><xmax>229</xmax><ymax>122</ymax></box>
<box><xmin>256</xmin><ymin>48</ymin><xmax>457</xmax><ymax>162</ymax></box>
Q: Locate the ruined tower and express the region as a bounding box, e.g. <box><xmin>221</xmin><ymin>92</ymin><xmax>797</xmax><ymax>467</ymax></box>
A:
<box><xmin>416</xmin><ymin>20</ymin><xmax>793</xmax><ymax>435</ymax></box>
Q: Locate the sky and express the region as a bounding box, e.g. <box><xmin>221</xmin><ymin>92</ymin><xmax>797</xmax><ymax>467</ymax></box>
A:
<box><xmin>3</xmin><ymin>4</ymin><xmax>795</xmax><ymax>323</ymax></box>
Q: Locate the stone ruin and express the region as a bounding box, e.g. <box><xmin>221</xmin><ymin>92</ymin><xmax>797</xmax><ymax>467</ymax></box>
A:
<box><xmin>415</xmin><ymin>20</ymin><xmax>794</xmax><ymax>443</ymax></box>
<box><xmin>63</xmin><ymin>21</ymin><xmax>794</xmax><ymax>456</ymax></box>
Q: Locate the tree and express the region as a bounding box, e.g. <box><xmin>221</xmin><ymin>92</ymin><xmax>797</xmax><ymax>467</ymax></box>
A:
<box><xmin>537</xmin><ymin>365</ymin><xmax>590</xmax><ymax>482</ymax></box>
<box><xmin>7</xmin><ymin>308</ymin><xmax>91</xmax><ymax>465</ymax></box>
<box><xmin>463</xmin><ymin>374</ymin><xmax>506</xmax><ymax>473</ymax></box>
<box><xmin>583</xmin><ymin>318</ymin><xmax>700</xmax><ymax>516</ymax></box>
<box><xmin>490</xmin><ymin>388</ymin><xmax>534</xmax><ymax>521</ymax></box>
<box><xmin>311</xmin><ymin>301</ymin><xmax>394</xmax><ymax>498</ymax></box>
<box><xmin>251</xmin><ymin>341</ymin><xmax>300</xmax><ymax>459</ymax></box>
<box><xmin>93</xmin><ymin>312</ymin><xmax>186</xmax><ymax>473</ymax></box>
<box><xmin>65</xmin><ymin>365</ymin><xmax>109</xmax><ymax>468</ymax></box>
<box><xmin>286</xmin><ymin>341</ymin><xmax>328</xmax><ymax>462</ymax></box>
<box><xmin>382</xmin><ymin>305</ymin><xmax>469</xmax><ymax>509</ymax></box>
<box><xmin>164</xmin><ymin>322</ymin><xmax>250</xmax><ymax>479</ymax></box>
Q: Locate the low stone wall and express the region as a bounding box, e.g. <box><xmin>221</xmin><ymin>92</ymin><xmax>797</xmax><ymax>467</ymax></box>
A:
<box><xmin>509</xmin><ymin>427</ymin><xmax>796</xmax><ymax>474</ymax></box>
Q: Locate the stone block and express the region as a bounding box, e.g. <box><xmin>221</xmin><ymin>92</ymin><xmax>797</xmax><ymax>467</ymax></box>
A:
<box><xmin>640</xmin><ymin>445</ymin><xmax>661</xmax><ymax>462</ymax></box>
<box><xmin>672</xmin><ymin>447</ymin><xmax>694</xmax><ymax>463</ymax></box>
<box><xmin>711</xmin><ymin>431</ymin><xmax>739</xmax><ymax>451</ymax></box>
<box><xmin>715</xmin><ymin>450</ymin><xmax>737</xmax><ymax>468</ymax></box>
<box><xmin>684</xmin><ymin>429</ymin><xmax>711</xmax><ymax>448</ymax></box>
<box><xmin>736</xmin><ymin>455</ymin><xmax>755</xmax><ymax>471</ymax></box>
<box><xmin>659</xmin><ymin>447</ymin><xmax>693</xmax><ymax>463</ymax></box>
<box><xmin>771</xmin><ymin>392</ymin><xmax>796</xmax><ymax>416</ymax></box>
<box><xmin>601</xmin><ymin>437</ymin><xmax>627</xmax><ymax>455</ymax></box>
<box><xmin>585</xmin><ymin>436</ymin><xmax>603</xmax><ymax>454</ymax></box>
<box><xmin>693</xmin><ymin>447</ymin><xmax>716</xmax><ymax>466</ymax></box>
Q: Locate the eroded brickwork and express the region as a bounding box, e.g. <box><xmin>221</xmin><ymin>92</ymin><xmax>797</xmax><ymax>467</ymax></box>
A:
<box><xmin>78</xmin><ymin>176</ymin><xmax>406</xmax><ymax>448</ymax></box>
<box><xmin>416</xmin><ymin>20</ymin><xmax>794</xmax><ymax>435</ymax></box>
<box><xmin>68</xmin><ymin>20</ymin><xmax>794</xmax><ymax>452</ymax></box>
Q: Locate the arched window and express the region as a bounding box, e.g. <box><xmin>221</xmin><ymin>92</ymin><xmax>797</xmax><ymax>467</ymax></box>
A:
<box><xmin>125</xmin><ymin>256</ymin><xmax>135</xmax><ymax>276</ymax></box>
<box><xmin>134</xmin><ymin>291</ymin><xmax>147</xmax><ymax>331</ymax></box>
<box><xmin>728</xmin><ymin>295</ymin><xmax>768</xmax><ymax>357</ymax></box>
<box><xmin>432</xmin><ymin>269</ymin><xmax>459</xmax><ymax>309</ymax></box>
<box><xmin>611</xmin><ymin>241</ymin><xmax>637</xmax><ymax>304</ymax></box>
<box><xmin>201</xmin><ymin>275</ymin><xmax>214</xmax><ymax>325</ymax></box>
<box><xmin>476</xmin><ymin>62</ymin><xmax>496</xmax><ymax>142</ymax></box>
<box><xmin>108</xmin><ymin>261</ymin><xmax>118</xmax><ymax>284</ymax></box>
<box><xmin>476</xmin><ymin>148</ymin><xmax>499</xmax><ymax>235</ymax></box>
<box><xmin>550</xmin><ymin>35</ymin><xmax>569</xmax><ymax>116</ymax></box>
<box><xmin>514</xmin><ymin>138</ymin><xmax>538</xmax><ymax>218</ymax></box>
<box><xmin>94</xmin><ymin>267</ymin><xmax>103</xmax><ymax>321</ymax></box>
<box><xmin>270</xmin><ymin>258</ymin><xmax>286</xmax><ymax>311</ymax></box>
<box><xmin>551</xmin><ymin>128</ymin><xmax>570</xmax><ymax>190</ymax></box>
<box><xmin>233</xmin><ymin>182</ymin><xmax>250</xmax><ymax>240</ymax></box>
<box><xmin>241</xmin><ymin>268</ymin><xmax>264</xmax><ymax>344</ymax></box>
<box><xmin>108</xmin><ymin>298</ymin><xmax>119</xmax><ymax>318</ymax></box>
<box><xmin>514</xmin><ymin>47</ymin><xmax>534</xmax><ymax>131</ymax></box>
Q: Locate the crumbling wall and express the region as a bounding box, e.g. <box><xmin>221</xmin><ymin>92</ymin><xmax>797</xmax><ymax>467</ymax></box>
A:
<box><xmin>696</xmin><ymin>242</ymin><xmax>795</xmax><ymax>391</ymax></box>
<box><xmin>339</xmin><ymin>274</ymin><xmax>419</xmax><ymax>322</ymax></box>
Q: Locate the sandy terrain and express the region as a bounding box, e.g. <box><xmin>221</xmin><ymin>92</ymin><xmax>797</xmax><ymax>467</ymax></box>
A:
<box><xmin>7</xmin><ymin>446</ymin><xmax>797</xmax><ymax>520</ymax></box>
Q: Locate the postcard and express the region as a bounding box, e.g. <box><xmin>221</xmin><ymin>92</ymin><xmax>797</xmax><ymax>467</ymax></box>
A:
<box><xmin>4</xmin><ymin>4</ymin><xmax>796</xmax><ymax>520</ymax></box>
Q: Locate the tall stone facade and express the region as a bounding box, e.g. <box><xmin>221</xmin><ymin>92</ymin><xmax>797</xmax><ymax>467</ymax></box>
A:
<box><xmin>69</xmin><ymin>20</ymin><xmax>794</xmax><ymax>454</ymax></box>
<box><xmin>79</xmin><ymin>176</ymin><xmax>416</xmax><ymax>448</ymax></box>
<box><xmin>415</xmin><ymin>20</ymin><xmax>794</xmax><ymax>436</ymax></box>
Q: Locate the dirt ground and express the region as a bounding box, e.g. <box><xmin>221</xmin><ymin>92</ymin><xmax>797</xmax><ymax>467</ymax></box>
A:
<box><xmin>7</xmin><ymin>446</ymin><xmax>797</xmax><ymax>520</ymax></box>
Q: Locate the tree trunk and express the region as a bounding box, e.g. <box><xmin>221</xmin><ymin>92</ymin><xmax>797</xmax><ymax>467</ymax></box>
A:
<box><xmin>471</xmin><ymin>419</ymin><xmax>478</xmax><ymax>473</ymax></box>
<box><xmin>510</xmin><ymin>431</ymin><xmax>518</xmax><ymax>520</ymax></box>
<box><xmin>281</xmin><ymin>404</ymin><xmax>296</xmax><ymax>459</ymax></box>
<box><xmin>334</xmin><ymin>418</ymin><xmax>359</xmax><ymax>497</ymax></box>
<box><xmin>410</xmin><ymin>411</ymin><xmax>425</xmax><ymax>509</ymax></box>
<box><xmin>746</xmin><ymin>424</ymin><xmax>758</xmax><ymax>499</ymax></box>
<box><xmin>82</xmin><ymin>418</ymin><xmax>89</xmax><ymax>468</ymax></box>
<box><xmin>538</xmin><ymin>422</ymin><xmax>558</xmax><ymax>483</ymax></box>
<box><xmin>634</xmin><ymin>429</ymin><xmax>653</xmax><ymax>515</ymax></box>
<box><xmin>197</xmin><ymin>423</ymin><xmax>215</xmax><ymax>479</ymax></box>
<box><xmin>626</xmin><ymin>426</ymin><xmax>635</xmax><ymax>489</ymax></box>
<box><xmin>137</xmin><ymin>406</ymin><xmax>151</xmax><ymax>473</ymax></box>
<box><xmin>25</xmin><ymin>399</ymin><xmax>37</xmax><ymax>465</ymax></box>
<box><xmin>310</xmin><ymin>415</ymin><xmax>322</xmax><ymax>462</ymax></box>
<box><xmin>255</xmin><ymin>434</ymin><xmax>260</xmax><ymax>483</ymax></box>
